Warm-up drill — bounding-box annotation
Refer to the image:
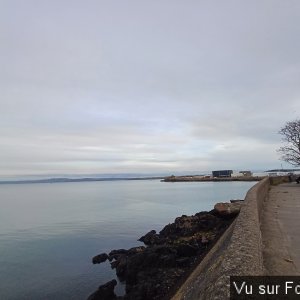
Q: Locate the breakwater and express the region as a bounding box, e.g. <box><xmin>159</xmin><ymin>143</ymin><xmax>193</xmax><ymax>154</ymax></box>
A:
<box><xmin>163</xmin><ymin>176</ymin><xmax>264</xmax><ymax>182</ymax></box>
<box><xmin>172</xmin><ymin>177</ymin><xmax>271</xmax><ymax>300</ymax></box>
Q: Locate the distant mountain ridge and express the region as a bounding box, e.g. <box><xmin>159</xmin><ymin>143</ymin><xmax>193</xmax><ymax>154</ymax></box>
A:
<box><xmin>0</xmin><ymin>171</ymin><xmax>206</xmax><ymax>183</ymax></box>
<box><xmin>266</xmin><ymin>169</ymin><xmax>300</xmax><ymax>172</ymax></box>
<box><xmin>0</xmin><ymin>176</ymin><xmax>165</xmax><ymax>185</ymax></box>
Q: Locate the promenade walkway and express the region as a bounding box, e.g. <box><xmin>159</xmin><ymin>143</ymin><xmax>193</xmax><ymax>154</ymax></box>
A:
<box><xmin>261</xmin><ymin>182</ymin><xmax>300</xmax><ymax>275</ymax></box>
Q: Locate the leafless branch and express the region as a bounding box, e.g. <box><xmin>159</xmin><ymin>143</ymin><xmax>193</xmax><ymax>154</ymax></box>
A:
<box><xmin>277</xmin><ymin>119</ymin><xmax>300</xmax><ymax>166</ymax></box>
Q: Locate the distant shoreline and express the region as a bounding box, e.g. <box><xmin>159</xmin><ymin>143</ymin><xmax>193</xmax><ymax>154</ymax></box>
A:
<box><xmin>163</xmin><ymin>175</ymin><xmax>265</xmax><ymax>182</ymax></box>
<box><xmin>0</xmin><ymin>175</ymin><xmax>267</xmax><ymax>185</ymax></box>
<box><xmin>0</xmin><ymin>177</ymin><xmax>165</xmax><ymax>185</ymax></box>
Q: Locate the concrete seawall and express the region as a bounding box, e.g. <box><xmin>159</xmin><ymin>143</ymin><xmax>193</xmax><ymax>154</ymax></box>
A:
<box><xmin>172</xmin><ymin>177</ymin><xmax>270</xmax><ymax>300</ymax></box>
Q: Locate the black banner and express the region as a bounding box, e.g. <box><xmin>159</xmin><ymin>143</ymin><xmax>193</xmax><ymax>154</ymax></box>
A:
<box><xmin>230</xmin><ymin>276</ymin><xmax>300</xmax><ymax>299</ymax></box>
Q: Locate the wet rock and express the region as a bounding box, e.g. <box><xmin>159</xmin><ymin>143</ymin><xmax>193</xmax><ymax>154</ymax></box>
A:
<box><xmin>92</xmin><ymin>253</ymin><xmax>109</xmax><ymax>264</ymax></box>
<box><xmin>87</xmin><ymin>279</ymin><xmax>117</xmax><ymax>300</ymax></box>
<box><xmin>214</xmin><ymin>202</ymin><xmax>242</xmax><ymax>217</ymax></box>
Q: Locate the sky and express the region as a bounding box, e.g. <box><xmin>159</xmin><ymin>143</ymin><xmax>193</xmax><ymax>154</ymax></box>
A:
<box><xmin>1</xmin><ymin>0</ymin><xmax>300</xmax><ymax>176</ymax></box>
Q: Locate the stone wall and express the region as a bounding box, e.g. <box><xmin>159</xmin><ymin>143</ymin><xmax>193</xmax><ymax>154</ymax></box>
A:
<box><xmin>172</xmin><ymin>177</ymin><xmax>270</xmax><ymax>300</ymax></box>
<box><xmin>268</xmin><ymin>175</ymin><xmax>291</xmax><ymax>186</ymax></box>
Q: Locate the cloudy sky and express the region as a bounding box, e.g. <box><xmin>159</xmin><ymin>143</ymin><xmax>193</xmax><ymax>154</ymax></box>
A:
<box><xmin>1</xmin><ymin>1</ymin><xmax>300</xmax><ymax>176</ymax></box>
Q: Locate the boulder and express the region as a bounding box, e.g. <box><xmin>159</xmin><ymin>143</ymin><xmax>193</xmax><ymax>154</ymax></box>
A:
<box><xmin>115</xmin><ymin>255</ymin><xmax>128</xmax><ymax>278</ymax></box>
<box><xmin>138</xmin><ymin>230</ymin><xmax>160</xmax><ymax>245</ymax></box>
<box><xmin>214</xmin><ymin>202</ymin><xmax>242</xmax><ymax>217</ymax></box>
<box><xmin>87</xmin><ymin>279</ymin><xmax>117</xmax><ymax>300</ymax></box>
<box><xmin>109</xmin><ymin>249</ymin><xmax>128</xmax><ymax>261</ymax></box>
<box><xmin>92</xmin><ymin>253</ymin><xmax>109</xmax><ymax>264</ymax></box>
<box><xmin>109</xmin><ymin>249</ymin><xmax>128</xmax><ymax>256</ymax></box>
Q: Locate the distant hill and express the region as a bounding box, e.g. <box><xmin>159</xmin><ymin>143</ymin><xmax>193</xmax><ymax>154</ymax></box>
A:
<box><xmin>0</xmin><ymin>176</ymin><xmax>164</xmax><ymax>185</ymax></box>
<box><xmin>266</xmin><ymin>169</ymin><xmax>300</xmax><ymax>172</ymax></box>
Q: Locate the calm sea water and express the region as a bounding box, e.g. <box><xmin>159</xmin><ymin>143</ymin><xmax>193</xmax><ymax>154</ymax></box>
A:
<box><xmin>0</xmin><ymin>179</ymin><xmax>256</xmax><ymax>300</ymax></box>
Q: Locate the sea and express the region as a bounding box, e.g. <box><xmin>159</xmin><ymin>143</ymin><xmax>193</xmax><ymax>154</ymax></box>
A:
<box><xmin>0</xmin><ymin>179</ymin><xmax>256</xmax><ymax>300</ymax></box>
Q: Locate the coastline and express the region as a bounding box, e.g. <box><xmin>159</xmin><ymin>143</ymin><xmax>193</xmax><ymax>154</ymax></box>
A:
<box><xmin>163</xmin><ymin>175</ymin><xmax>265</xmax><ymax>182</ymax></box>
<box><xmin>87</xmin><ymin>201</ymin><xmax>242</xmax><ymax>300</ymax></box>
<box><xmin>0</xmin><ymin>177</ymin><xmax>165</xmax><ymax>185</ymax></box>
<box><xmin>0</xmin><ymin>174</ymin><xmax>266</xmax><ymax>185</ymax></box>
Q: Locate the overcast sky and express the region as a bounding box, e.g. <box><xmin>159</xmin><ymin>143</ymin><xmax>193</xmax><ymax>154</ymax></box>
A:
<box><xmin>1</xmin><ymin>0</ymin><xmax>300</xmax><ymax>176</ymax></box>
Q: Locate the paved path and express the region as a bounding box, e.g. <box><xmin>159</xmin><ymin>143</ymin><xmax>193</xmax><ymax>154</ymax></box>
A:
<box><xmin>261</xmin><ymin>182</ymin><xmax>300</xmax><ymax>275</ymax></box>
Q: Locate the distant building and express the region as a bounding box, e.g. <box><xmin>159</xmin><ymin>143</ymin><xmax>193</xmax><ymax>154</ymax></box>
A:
<box><xmin>212</xmin><ymin>170</ymin><xmax>233</xmax><ymax>178</ymax></box>
<box><xmin>239</xmin><ymin>171</ymin><xmax>252</xmax><ymax>177</ymax></box>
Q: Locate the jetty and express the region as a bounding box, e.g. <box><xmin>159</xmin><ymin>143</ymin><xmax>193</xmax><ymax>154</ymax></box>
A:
<box><xmin>163</xmin><ymin>175</ymin><xmax>264</xmax><ymax>182</ymax></box>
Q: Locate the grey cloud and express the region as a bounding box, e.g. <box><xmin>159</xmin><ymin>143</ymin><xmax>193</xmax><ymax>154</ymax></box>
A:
<box><xmin>0</xmin><ymin>0</ymin><xmax>299</xmax><ymax>175</ymax></box>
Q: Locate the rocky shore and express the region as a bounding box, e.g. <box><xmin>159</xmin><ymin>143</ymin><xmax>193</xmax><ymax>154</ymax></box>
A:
<box><xmin>87</xmin><ymin>201</ymin><xmax>242</xmax><ymax>300</ymax></box>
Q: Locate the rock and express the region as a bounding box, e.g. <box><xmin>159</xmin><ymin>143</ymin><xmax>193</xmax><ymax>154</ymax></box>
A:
<box><xmin>159</xmin><ymin>215</ymin><xmax>199</xmax><ymax>238</ymax></box>
<box><xmin>201</xmin><ymin>236</ymin><xmax>209</xmax><ymax>244</ymax></box>
<box><xmin>214</xmin><ymin>202</ymin><xmax>242</xmax><ymax>217</ymax></box>
<box><xmin>127</xmin><ymin>246</ymin><xmax>145</xmax><ymax>255</ymax></box>
<box><xmin>110</xmin><ymin>260</ymin><xmax>119</xmax><ymax>269</ymax></box>
<box><xmin>125</xmin><ymin>252</ymin><xmax>148</xmax><ymax>284</ymax></box>
<box><xmin>115</xmin><ymin>255</ymin><xmax>128</xmax><ymax>278</ymax></box>
<box><xmin>87</xmin><ymin>279</ymin><xmax>117</xmax><ymax>300</ymax></box>
<box><xmin>109</xmin><ymin>249</ymin><xmax>128</xmax><ymax>256</ymax></box>
<box><xmin>160</xmin><ymin>253</ymin><xmax>177</xmax><ymax>267</ymax></box>
<box><xmin>195</xmin><ymin>213</ymin><xmax>222</xmax><ymax>231</ymax></box>
<box><xmin>92</xmin><ymin>253</ymin><xmax>109</xmax><ymax>264</ymax></box>
<box><xmin>89</xmin><ymin>208</ymin><xmax>237</xmax><ymax>300</ymax></box>
<box><xmin>159</xmin><ymin>213</ymin><xmax>225</xmax><ymax>240</ymax></box>
<box><xmin>138</xmin><ymin>230</ymin><xmax>160</xmax><ymax>245</ymax></box>
<box><xmin>109</xmin><ymin>249</ymin><xmax>128</xmax><ymax>261</ymax></box>
<box><xmin>176</xmin><ymin>243</ymin><xmax>198</xmax><ymax>257</ymax></box>
<box><xmin>176</xmin><ymin>257</ymin><xmax>190</xmax><ymax>266</ymax></box>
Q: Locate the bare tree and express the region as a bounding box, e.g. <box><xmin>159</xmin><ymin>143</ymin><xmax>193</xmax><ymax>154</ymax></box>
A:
<box><xmin>277</xmin><ymin>119</ymin><xmax>300</xmax><ymax>166</ymax></box>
